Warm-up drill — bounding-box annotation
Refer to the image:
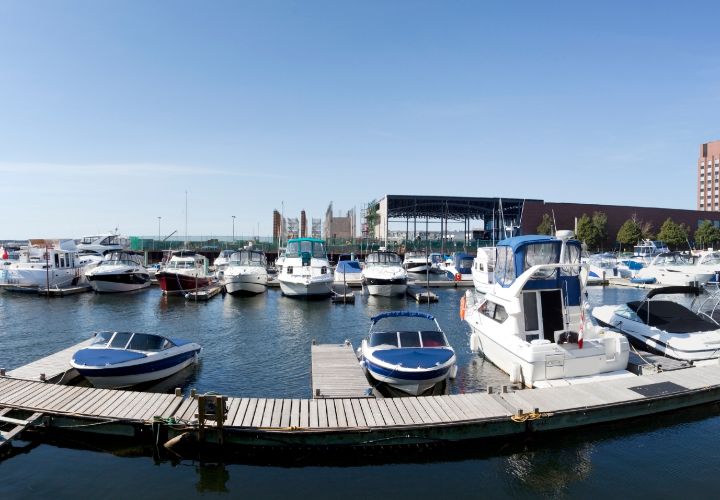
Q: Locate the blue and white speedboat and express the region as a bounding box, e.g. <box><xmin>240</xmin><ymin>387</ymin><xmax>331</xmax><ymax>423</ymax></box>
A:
<box><xmin>333</xmin><ymin>254</ymin><xmax>363</xmax><ymax>286</ymax></box>
<box><xmin>359</xmin><ymin>311</ymin><xmax>457</xmax><ymax>396</ymax></box>
<box><xmin>70</xmin><ymin>331</ymin><xmax>202</xmax><ymax>389</ymax></box>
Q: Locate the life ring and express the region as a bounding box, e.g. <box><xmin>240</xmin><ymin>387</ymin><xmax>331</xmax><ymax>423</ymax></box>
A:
<box><xmin>454</xmin><ymin>273</ymin><xmax>462</xmax><ymax>282</ymax></box>
<box><xmin>459</xmin><ymin>295</ymin><xmax>466</xmax><ymax>320</ymax></box>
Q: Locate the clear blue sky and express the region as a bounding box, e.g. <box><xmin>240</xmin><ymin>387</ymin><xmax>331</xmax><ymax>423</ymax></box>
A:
<box><xmin>1</xmin><ymin>1</ymin><xmax>717</xmax><ymax>239</ymax></box>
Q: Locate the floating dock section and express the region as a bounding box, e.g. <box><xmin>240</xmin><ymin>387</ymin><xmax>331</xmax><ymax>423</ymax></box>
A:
<box><xmin>406</xmin><ymin>284</ymin><xmax>439</xmax><ymax>303</ymax></box>
<box><xmin>4</xmin><ymin>340</ymin><xmax>720</xmax><ymax>459</ymax></box>
<box><xmin>310</xmin><ymin>342</ymin><xmax>372</xmax><ymax>398</ymax></box>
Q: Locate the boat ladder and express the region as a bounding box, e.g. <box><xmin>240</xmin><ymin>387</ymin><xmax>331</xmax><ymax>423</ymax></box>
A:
<box><xmin>0</xmin><ymin>408</ymin><xmax>43</xmax><ymax>451</ymax></box>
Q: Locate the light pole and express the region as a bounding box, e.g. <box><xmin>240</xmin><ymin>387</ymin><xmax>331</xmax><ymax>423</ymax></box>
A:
<box><xmin>232</xmin><ymin>215</ymin><xmax>236</xmax><ymax>246</ymax></box>
<box><xmin>157</xmin><ymin>216</ymin><xmax>161</xmax><ymax>250</ymax></box>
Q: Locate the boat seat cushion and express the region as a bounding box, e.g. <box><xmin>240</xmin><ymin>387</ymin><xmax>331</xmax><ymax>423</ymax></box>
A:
<box><xmin>628</xmin><ymin>300</ymin><xmax>718</xmax><ymax>333</ymax></box>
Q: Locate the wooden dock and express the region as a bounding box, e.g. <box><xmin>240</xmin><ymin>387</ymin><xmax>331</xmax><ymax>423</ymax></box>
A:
<box><xmin>184</xmin><ymin>284</ymin><xmax>223</xmax><ymax>301</ymax></box>
<box><xmin>406</xmin><ymin>284</ymin><xmax>439</xmax><ymax>303</ymax></box>
<box><xmin>4</xmin><ymin>339</ymin><xmax>93</xmax><ymax>383</ymax></box>
<box><xmin>6</xmin><ymin>339</ymin><xmax>720</xmax><ymax>459</ymax></box>
<box><xmin>407</xmin><ymin>279</ymin><xmax>473</xmax><ymax>288</ymax></box>
<box><xmin>38</xmin><ymin>285</ymin><xmax>92</xmax><ymax>296</ymax></box>
<box><xmin>310</xmin><ymin>342</ymin><xmax>372</xmax><ymax>398</ymax></box>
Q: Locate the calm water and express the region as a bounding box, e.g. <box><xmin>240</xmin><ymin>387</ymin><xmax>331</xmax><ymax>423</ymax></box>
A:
<box><xmin>2</xmin><ymin>284</ymin><xmax>720</xmax><ymax>498</ymax></box>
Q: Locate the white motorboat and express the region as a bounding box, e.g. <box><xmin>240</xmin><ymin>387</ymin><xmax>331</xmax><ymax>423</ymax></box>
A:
<box><xmin>0</xmin><ymin>239</ymin><xmax>101</xmax><ymax>292</ymax></box>
<box><xmin>278</xmin><ymin>238</ymin><xmax>333</xmax><ymax>297</ymax></box>
<box><xmin>633</xmin><ymin>252</ymin><xmax>715</xmax><ymax>286</ymax></box>
<box><xmin>693</xmin><ymin>250</ymin><xmax>720</xmax><ymax>283</ymax></box>
<box><xmin>584</xmin><ymin>252</ymin><xmax>620</xmax><ymax>283</ymax></box>
<box><xmin>361</xmin><ymin>251</ymin><xmax>408</xmax><ymax>297</ymax></box>
<box><xmin>358</xmin><ymin>311</ymin><xmax>457</xmax><ymax>396</ymax></box>
<box><xmin>155</xmin><ymin>251</ymin><xmax>214</xmax><ymax>295</ymax></box>
<box><xmin>70</xmin><ymin>331</ymin><xmax>202</xmax><ymax>389</ymax></box>
<box><xmin>444</xmin><ymin>252</ymin><xmax>474</xmax><ymax>283</ymax></box>
<box><xmin>213</xmin><ymin>249</ymin><xmax>235</xmax><ymax>279</ymax></box>
<box><xmin>85</xmin><ymin>251</ymin><xmax>151</xmax><ymax>293</ymax></box>
<box><xmin>403</xmin><ymin>251</ymin><xmax>429</xmax><ymax>273</ymax></box>
<box><xmin>333</xmin><ymin>254</ymin><xmax>364</xmax><ymax>286</ymax></box>
<box><xmin>463</xmin><ymin>231</ymin><xmax>631</xmax><ymax>388</ymax></box>
<box><xmin>633</xmin><ymin>239</ymin><xmax>669</xmax><ymax>261</ymax></box>
<box><xmin>77</xmin><ymin>233</ymin><xmax>129</xmax><ymax>256</ymax></box>
<box><xmin>471</xmin><ymin>246</ymin><xmax>495</xmax><ymax>294</ymax></box>
<box><xmin>592</xmin><ymin>286</ymin><xmax>720</xmax><ymax>363</ymax></box>
<box><xmin>223</xmin><ymin>248</ymin><xmax>268</xmax><ymax>295</ymax></box>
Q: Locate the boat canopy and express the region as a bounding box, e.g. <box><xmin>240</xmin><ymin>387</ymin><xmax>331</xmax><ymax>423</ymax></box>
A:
<box><xmin>336</xmin><ymin>261</ymin><xmax>361</xmax><ymax>273</ymax></box>
<box><xmin>453</xmin><ymin>252</ymin><xmax>473</xmax><ymax>272</ymax></box>
<box><xmin>285</xmin><ymin>238</ymin><xmax>326</xmax><ymax>258</ymax></box>
<box><xmin>371</xmin><ymin>311</ymin><xmax>435</xmax><ymax>322</ymax></box>
<box><xmin>493</xmin><ymin>235</ymin><xmax>582</xmax><ymax>305</ymax></box>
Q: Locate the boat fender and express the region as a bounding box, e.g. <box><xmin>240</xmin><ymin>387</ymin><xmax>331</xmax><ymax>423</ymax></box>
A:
<box><xmin>459</xmin><ymin>296</ymin><xmax>466</xmax><ymax>320</ymax></box>
<box><xmin>454</xmin><ymin>273</ymin><xmax>462</xmax><ymax>282</ymax></box>
<box><xmin>449</xmin><ymin>365</ymin><xmax>458</xmax><ymax>379</ymax></box>
<box><xmin>509</xmin><ymin>363</ymin><xmax>522</xmax><ymax>385</ymax></box>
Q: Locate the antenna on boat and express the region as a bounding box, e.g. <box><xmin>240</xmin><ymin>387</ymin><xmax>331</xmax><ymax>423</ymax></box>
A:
<box><xmin>551</xmin><ymin>210</ymin><xmax>557</xmax><ymax>235</ymax></box>
<box><xmin>184</xmin><ymin>190</ymin><xmax>188</xmax><ymax>249</ymax></box>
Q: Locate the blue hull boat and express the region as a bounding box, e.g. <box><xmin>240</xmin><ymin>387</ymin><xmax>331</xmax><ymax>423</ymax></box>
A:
<box><xmin>70</xmin><ymin>331</ymin><xmax>202</xmax><ymax>389</ymax></box>
<box><xmin>359</xmin><ymin>311</ymin><xmax>456</xmax><ymax>396</ymax></box>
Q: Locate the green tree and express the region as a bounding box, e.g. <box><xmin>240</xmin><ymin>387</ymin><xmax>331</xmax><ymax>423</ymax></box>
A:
<box><xmin>657</xmin><ymin>218</ymin><xmax>689</xmax><ymax>249</ymax></box>
<box><xmin>695</xmin><ymin>221</ymin><xmax>720</xmax><ymax>249</ymax></box>
<box><xmin>591</xmin><ymin>211</ymin><xmax>608</xmax><ymax>249</ymax></box>
<box><xmin>537</xmin><ymin>213</ymin><xmax>553</xmax><ymax>235</ymax></box>
<box><xmin>576</xmin><ymin>214</ymin><xmax>598</xmax><ymax>250</ymax></box>
<box><xmin>616</xmin><ymin>219</ymin><xmax>642</xmax><ymax>250</ymax></box>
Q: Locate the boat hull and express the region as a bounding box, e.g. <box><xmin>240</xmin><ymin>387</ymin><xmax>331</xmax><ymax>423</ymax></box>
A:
<box><xmin>224</xmin><ymin>277</ymin><xmax>267</xmax><ymax>295</ymax></box>
<box><xmin>73</xmin><ymin>349</ymin><xmax>201</xmax><ymax>389</ymax></box>
<box><xmin>364</xmin><ymin>359</ymin><xmax>452</xmax><ymax>396</ymax></box>
<box><xmin>156</xmin><ymin>272</ymin><xmax>214</xmax><ymax>295</ymax></box>
<box><xmin>363</xmin><ymin>277</ymin><xmax>407</xmax><ymax>297</ymax></box>
<box><xmin>87</xmin><ymin>273</ymin><xmax>151</xmax><ymax>293</ymax></box>
<box><xmin>279</xmin><ymin>278</ymin><xmax>332</xmax><ymax>297</ymax></box>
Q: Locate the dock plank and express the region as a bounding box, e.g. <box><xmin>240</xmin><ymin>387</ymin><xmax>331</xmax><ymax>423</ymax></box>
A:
<box><xmin>334</xmin><ymin>399</ymin><xmax>348</xmax><ymax>427</ymax></box>
<box><xmin>260</xmin><ymin>399</ymin><xmax>275</xmax><ymax>428</ymax></box>
<box><xmin>231</xmin><ymin>398</ymin><xmax>250</xmax><ymax>427</ymax></box>
<box><xmin>241</xmin><ymin>398</ymin><xmax>258</xmax><ymax>427</ymax></box>
<box><xmin>355</xmin><ymin>399</ymin><xmax>371</xmax><ymax>427</ymax></box>
<box><xmin>317</xmin><ymin>399</ymin><xmax>329</xmax><ymax>428</ymax></box>
<box><xmin>395</xmin><ymin>398</ymin><xmax>421</xmax><ymax>425</ymax></box>
<box><xmin>373</xmin><ymin>399</ymin><xmax>394</xmax><ymax>426</ymax></box>
<box><xmin>300</xmin><ymin>399</ymin><xmax>310</xmax><ymax>428</ymax></box>
<box><xmin>342</xmin><ymin>399</ymin><xmax>357</xmax><ymax>427</ymax></box>
<box><xmin>251</xmin><ymin>399</ymin><xmax>267</xmax><ymax>428</ymax></box>
<box><xmin>326</xmin><ymin>399</ymin><xmax>338</xmax><ymax>428</ymax></box>
<box><xmin>309</xmin><ymin>399</ymin><xmax>319</xmax><ymax>428</ymax></box>
<box><xmin>311</xmin><ymin>344</ymin><xmax>372</xmax><ymax>399</ymax></box>
<box><xmin>290</xmin><ymin>399</ymin><xmax>300</xmax><ymax>428</ymax></box>
<box><xmin>280</xmin><ymin>399</ymin><xmax>292</xmax><ymax>428</ymax></box>
<box><xmin>381</xmin><ymin>399</ymin><xmax>406</xmax><ymax>425</ymax></box>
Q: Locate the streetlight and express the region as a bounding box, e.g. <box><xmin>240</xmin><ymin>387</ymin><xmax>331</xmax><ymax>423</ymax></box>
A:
<box><xmin>232</xmin><ymin>215</ymin><xmax>236</xmax><ymax>245</ymax></box>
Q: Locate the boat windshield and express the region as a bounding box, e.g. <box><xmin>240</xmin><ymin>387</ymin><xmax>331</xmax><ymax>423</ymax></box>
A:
<box><xmin>229</xmin><ymin>250</ymin><xmax>267</xmax><ymax>266</ymax></box>
<box><xmin>286</xmin><ymin>240</ymin><xmax>326</xmax><ymax>258</ymax></box>
<box><xmin>91</xmin><ymin>331</ymin><xmax>114</xmax><ymax>346</ymax></box>
<box><xmin>369</xmin><ymin>331</ymin><xmax>399</xmax><ymax>348</ymax></box>
<box><xmin>127</xmin><ymin>333</ymin><xmax>169</xmax><ymax>351</ymax></box>
<box><xmin>420</xmin><ymin>331</ymin><xmax>448</xmax><ymax>347</ymax></box>
<box><xmin>702</xmin><ymin>252</ymin><xmax>720</xmax><ymax>265</ymax></box>
<box><xmin>109</xmin><ymin>332</ymin><xmax>133</xmax><ymax>349</ymax></box>
<box><xmin>366</xmin><ymin>252</ymin><xmax>401</xmax><ymax>265</ymax></box>
<box><xmin>525</xmin><ymin>242</ymin><xmax>558</xmax><ymax>277</ymax></box>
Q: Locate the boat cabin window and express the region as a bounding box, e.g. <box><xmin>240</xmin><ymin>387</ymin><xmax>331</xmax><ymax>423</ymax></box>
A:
<box><xmin>420</xmin><ymin>331</ymin><xmax>447</xmax><ymax>347</ymax></box>
<box><xmin>495</xmin><ymin>246</ymin><xmax>516</xmax><ymax>285</ymax></box>
<box><xmin>398</xmin><ymin>331</ymin><xmax>422</xmax><ymax>348</ymax></box>
<box><xmin>91</xmin><ymin>331</ymin><xmax>114</xmax><ymax>346</ymax></box>
<box><xmin>369</xmin><ymin>331</ymin><xmax>399</xmax><ymax>348</ymax></box>
<box><xmin>480</xmin><ymin>300</ymin><xmax>508</xmax><ymax>323</ymax></box>
<box><xmin>109</xmin><ymin>332</ymin><xmax>133</xmax><ymax>349</ymax></box>
<box><xmin>127</xmin><ymin>333</ymin><xmax>167</xmax><ymax>351</ymax></box>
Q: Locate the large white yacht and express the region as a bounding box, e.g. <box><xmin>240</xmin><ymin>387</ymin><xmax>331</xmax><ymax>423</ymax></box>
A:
<box><xmin>361</xmin><ymin>251</ymin><xmax>408</xmax><ymax>297</ymax></box>
<box><xmin>85</xmin><ymin>251</ymin><xmax>151</xmax><ymax>293</ymax></box>
<box><xmin>0</xmin><ymin>239</ymin><xmax>101</xmax><ymax>292</ymax></box>
<box><xmin>223</xmin><ymin>248</ymin><xmax>268</xmax><ymax>296</ymax></box>
<box><xmin>77</xmin><ymin>233</ymin><xmax>129</xmax><ymax>256</ymax></box>
<box><xmin>278</xmin><ymin>238</ymin><xmax>333</xmax><ymax>297</ymax></box>
<box><xmin>633</xmin><ymin>252</ymin><xmax>715</xmax><ymax>286</ymax></box>
<box><xmin>463</xmin><ymin>231</ymin><xmax>631</xmax><ymax>388</ymax></box>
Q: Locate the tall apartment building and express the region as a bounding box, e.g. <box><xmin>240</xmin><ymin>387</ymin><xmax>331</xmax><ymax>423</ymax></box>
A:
<box><xmin>699</xmin><ymin>140</ymin><xmax>720</xmax><ymax>211</ymax></box>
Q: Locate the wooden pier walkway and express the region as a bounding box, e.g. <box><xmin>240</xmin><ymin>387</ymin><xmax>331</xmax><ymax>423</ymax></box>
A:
<box><xmin>310</xmin><ymin>342</ymin><xmax>372</xmax><ymax>398</ymax></box>
<box><xmin>5</xmin><ymin>338</ymin><xmax>720</xmax><ymax>456</ymax></box>
<box><xmin>406</xmin><ymin>284</ymin><xmax>439</xmax><ymax>303</ymax></box>
<box><xmin>4</xmin><ymin>339</ymin><xmax>93</xmax><ymax>383</ymax></box>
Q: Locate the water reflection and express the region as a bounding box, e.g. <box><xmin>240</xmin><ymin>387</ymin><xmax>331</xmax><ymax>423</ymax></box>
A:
<box><xmin>505</xmin><ymin>442</ymin><xmax>594</xmax><ymax>495</ymax></box>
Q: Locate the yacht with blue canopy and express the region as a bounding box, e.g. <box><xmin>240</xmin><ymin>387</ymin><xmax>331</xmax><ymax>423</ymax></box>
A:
<box><xmin>358</xmin><ymin>311</ymin><xmax>457</xmax><ymax>396</ymax></box>
<box><xmin>463</xmin><ymin>231</ymin><xmax>631</xmax><ymax>388</ymax></box>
